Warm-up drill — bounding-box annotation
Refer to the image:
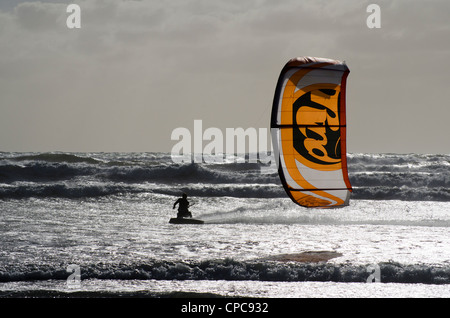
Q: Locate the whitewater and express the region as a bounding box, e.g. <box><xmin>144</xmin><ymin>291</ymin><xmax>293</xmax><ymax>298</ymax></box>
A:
<box><xmin>0</xmin><ymin>152</ymin><xmax>449</xmax><ymax>298</ymax></box>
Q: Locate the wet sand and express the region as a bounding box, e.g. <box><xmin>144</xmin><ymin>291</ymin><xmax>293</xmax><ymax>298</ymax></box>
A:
<box><xmin>263</xmin><ymin>251</ymin><xmax>343</xmax><ymax>263</ymax></box>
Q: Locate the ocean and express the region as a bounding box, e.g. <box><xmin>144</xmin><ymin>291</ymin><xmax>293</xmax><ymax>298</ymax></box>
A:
<box><xmin>1</xmin><ymin>152</ymin><xmax>449</xmax><ymax>301</ymax></box>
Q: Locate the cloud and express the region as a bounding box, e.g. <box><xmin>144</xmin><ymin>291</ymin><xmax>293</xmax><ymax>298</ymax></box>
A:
<box><xmin>0</xmin><ymin>0</ymin><xmax>449</xmax><ymax>153</ymax></box>
<box><xmin>14</xmin><ymin>1</ymin><xmax>65</xmax><ymax>30</ymax></box>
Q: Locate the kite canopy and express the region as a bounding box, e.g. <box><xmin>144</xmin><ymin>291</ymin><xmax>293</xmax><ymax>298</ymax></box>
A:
<box><xmin>271</xmin><ymin>57</ymin><xmax>352</xmax><ymax>208</ymax></box>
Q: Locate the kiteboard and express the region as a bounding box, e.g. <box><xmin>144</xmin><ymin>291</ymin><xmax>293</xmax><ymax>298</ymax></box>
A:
<box><xmin>169</xmin><ymin>218</ymin><xmax>204</xmax><ymax>224</ymax></box>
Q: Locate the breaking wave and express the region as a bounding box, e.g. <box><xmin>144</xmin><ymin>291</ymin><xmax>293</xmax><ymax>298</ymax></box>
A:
<box><xmin>0</xmin><ymin>152</ymin><xmax>449</xmax><ymax>201</ymax></box>
<box><xmin>1</xmin><ymin>259</ymin><xmax>449</xmax><ymax>285</ymax></box>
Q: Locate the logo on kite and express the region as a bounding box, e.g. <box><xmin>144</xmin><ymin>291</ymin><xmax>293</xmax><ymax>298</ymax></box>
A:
<box><xmin>293</xmin><ymin>85</ymin><xmax>342</xmax><ymax>167</ymax></box>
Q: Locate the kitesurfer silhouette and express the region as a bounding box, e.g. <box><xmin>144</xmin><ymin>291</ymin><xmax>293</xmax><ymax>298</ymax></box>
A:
<box><xmin>173</xmin><ymin>193</ymin><xmax>192</xmax><ymax>218</ymax></box>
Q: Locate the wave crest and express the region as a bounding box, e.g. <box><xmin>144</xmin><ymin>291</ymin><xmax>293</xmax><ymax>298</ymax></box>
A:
<box><xmin>1</xmin><ymin>152</ymin><xmax>449</xmax><ymax>201</ymax></box>
<box><xmin>1</xmin><ymin>260</ymin><xmax>449</xmax><ymax>284</ymax></box>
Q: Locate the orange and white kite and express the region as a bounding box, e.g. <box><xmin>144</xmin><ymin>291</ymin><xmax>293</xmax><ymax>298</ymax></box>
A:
<box><xmin>271</xmin><ymin>57</ymin><xmax>352</xmax><ymax>208</ymax></box>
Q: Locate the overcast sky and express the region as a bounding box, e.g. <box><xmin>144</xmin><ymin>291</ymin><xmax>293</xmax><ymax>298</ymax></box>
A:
<box><xmin>1</xmin><ymin>0</ymin><xmax>449</xmax><ymax>154</ymax></box>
